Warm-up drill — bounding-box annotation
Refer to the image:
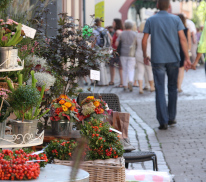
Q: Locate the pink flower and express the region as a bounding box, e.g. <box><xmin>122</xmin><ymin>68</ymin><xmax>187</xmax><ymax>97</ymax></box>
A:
<box><xmin>12</xmin><ymin>32</ymin><xmax>15</xmax><ymax>35</ymax></box>
<box><xmin>6</xmin><ymin>19</ymin><xmax>13</xmax><ymax>25</ymax></box>
<box><xmin>1</xmin><ymin>36</ymin><xmax>8</xmax><ymax>42</ymax></box>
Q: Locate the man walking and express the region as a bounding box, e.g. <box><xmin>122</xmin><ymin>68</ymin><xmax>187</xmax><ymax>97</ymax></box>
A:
<box><xmin>142</xmin><ymin>0</ymin><xmax>191</xmax><ymax>130</ymax></box>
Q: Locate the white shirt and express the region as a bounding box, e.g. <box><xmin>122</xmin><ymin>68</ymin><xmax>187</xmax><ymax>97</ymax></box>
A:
<box><xmin>186</xmin><ymin>19</ymin><xmax>197</xmax><ymax>34</ymax></box>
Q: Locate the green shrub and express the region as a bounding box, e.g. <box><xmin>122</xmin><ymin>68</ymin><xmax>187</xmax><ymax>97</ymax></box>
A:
<box><xmin>8</xmin><ymin>85</ymin><xmax>41</xmax><ymax>122</ymax></box>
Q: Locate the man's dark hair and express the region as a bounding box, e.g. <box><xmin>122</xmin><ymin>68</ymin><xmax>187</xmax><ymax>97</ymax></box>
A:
<box><xmin>158</xmin><ymin>0</ymin><xmax>170</xmax><ymax>10</ymax></box>
<box><xmin>113</xmin><ymin>18</ymin><xmax>124</xmax><ymax>31</ymax></box>
<box><xmin>95</xmin><ymin>18</ymin><xmax>101</xmax><ymax>26</ymax></box>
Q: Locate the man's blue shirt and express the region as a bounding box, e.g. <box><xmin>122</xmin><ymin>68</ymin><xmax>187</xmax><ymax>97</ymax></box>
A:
<box><xmin>143</xmin><ymin>11</ymin><xmax>185</xmax><ymax>63</ymax></box>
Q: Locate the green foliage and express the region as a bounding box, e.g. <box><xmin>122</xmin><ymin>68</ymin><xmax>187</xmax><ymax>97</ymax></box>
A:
<box><xmin>39</xmin><ymin>13</ymin><xmax>112</xmax><ymax>95</ymax></box>
<box><xmin>81</xmin><ymin>118</ymin><xmax>124</xmax><ymax>160</ymax></box>
<box><xmin>44</xmin><ymin>139</ymin><xmax>77</xmax><ymax>162</ymax></box>
<box><xmin>0</xmin><ymin>0</ymin><xmax>12</xmax><ymax>12</ymax></box>
<box><xmin>8</xmin><ymin>85</ymin><xmax>41</xmax><ymax>121</ymax></box>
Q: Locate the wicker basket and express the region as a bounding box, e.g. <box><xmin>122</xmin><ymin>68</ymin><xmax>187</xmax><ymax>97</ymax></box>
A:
<box><xmin>54</xmin><ymin>157</ymin><xmax>126</xmax><ymax>182</ymax></box>
<box><xmin>0</xmin><ymin>77</ymin><xmax>18</xmax><ymax>90</ymax></box>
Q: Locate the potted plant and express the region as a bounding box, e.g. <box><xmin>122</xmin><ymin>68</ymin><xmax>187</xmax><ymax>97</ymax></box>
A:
<box><xmin>0</xmin><ymin>88</ymin><xmax>11</xmax><ymax>138</ymax></box>
<box><xmin>50</xmin><ymin>95</ymin><xmax>80</xmax><ymax>136</ymax></box>
<box><xmin>0</xmin><ymin>19</ymin><xmax>25</xmax><ymax>69</ymax></box>
<box><xmin>7</xmin><ymin>71</ymin><xmax>50</xmax><ymax>142</ymax></box>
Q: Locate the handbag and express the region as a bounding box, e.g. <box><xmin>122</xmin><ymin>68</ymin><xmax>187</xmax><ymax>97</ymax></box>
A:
<box><xmin>129</xmin><ymin>34</ymin><xmax>138</xmax><ymax>57</ymax></box>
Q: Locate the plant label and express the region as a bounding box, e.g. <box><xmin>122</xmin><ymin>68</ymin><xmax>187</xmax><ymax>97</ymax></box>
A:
<box><xmin>22</xmin><ymin>24</ymin><xmax>36</xmax><ymax>39</ymax></box>
<box><xmin>109</xmin><ymin>128</ymin><xmax>122</xmax><ymax>134</ymax></box>
<box><xmin>90</xmin><ymin>70</ymin><xmax>100</xmax><ymax>81</ymax></box>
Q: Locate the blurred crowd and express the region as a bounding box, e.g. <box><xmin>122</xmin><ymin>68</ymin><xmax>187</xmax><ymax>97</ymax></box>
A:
<box><xmin>84</xmin><ymin>13</ymin><xmax>204</xmax><ymax>94</ymax></box>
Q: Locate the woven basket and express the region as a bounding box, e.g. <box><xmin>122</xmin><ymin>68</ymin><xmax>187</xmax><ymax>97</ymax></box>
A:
<box><xmin>0</xmin><ymin>77</ymin><xmax>18</xmax><ymax>90</ymax></box>
<box><xmin>54</xmin><ymin>157</ymin><xmax>126</xmax><ymax>182</ymax></box>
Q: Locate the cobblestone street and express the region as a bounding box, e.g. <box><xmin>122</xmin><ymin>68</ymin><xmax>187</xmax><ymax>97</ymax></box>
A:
<box><xmin>81</xmin><ymin>65</ymin><xmax>206</xmax><ymax>182</ymax></box>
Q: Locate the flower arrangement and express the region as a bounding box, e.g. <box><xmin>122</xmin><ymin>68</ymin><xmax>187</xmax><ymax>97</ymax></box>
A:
<box><xmin>0</xmin><ymin>19</ymin><xmax>25</xmax><ymax>47</ymax></box>
<box><xmin>44</xmin><ymin>139</ymin><xmax>77</xmax><ymax>162</ymax></box>
<box><xmin>80</xmin><ymin>96</ymin><xmax>112</xmax><ymax>121</ymax></box>
<box><xmin>0</xmin><ymin>88</ymin><xmax>11</xmax><ymax>123</ymax></box>
<box><xmin>27</xmin><ymin>72</ymin><xmax>56</xmax><ymax>90</ymax></box>
<box><xmin>0</xmin><ymin>148</ymin><xmax>48</xmax><ymax>180</ymax></box>
<box><xmin>50</xmin><ymin>95</ymin><xmax>80</xmax><ymax>122</ymax></box>
<box><xmin>81</xmin><ymin>118</ymin><xmax>124</xmax><ymax>160</ymax></box>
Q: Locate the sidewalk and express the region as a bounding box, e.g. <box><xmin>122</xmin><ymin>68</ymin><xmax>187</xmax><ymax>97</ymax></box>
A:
<box><xmin>80</xmin><ymin>64</ymin><xmax>206</xmax><ymax>181</ymax></box>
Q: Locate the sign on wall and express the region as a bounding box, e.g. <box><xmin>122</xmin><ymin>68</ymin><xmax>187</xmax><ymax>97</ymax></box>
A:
<box><xmin>95</xmin><ymin>0</ymin><xmax>105</xmax><ymax>27</ymax></box>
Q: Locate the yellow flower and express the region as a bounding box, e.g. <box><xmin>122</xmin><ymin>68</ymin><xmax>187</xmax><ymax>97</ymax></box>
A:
<box><xmin>64</xmin><ymin>102</ymin><xmax>72</xmax><ymax>108</ymax></box>
<box><xmin>93</xmin><ymin>101</ymin><xmax>100</xmax><ymax>107</ymax></box>
<box><xmin>59</xmin><ymin>100</ymin><xmax>66</xmax><ymax>105</ymax></box>
<box><xmin>62</xmin><ymin>105</ymin><xmax>68</xmax><ymax>112</ymax></box>
<box><xmin>87</xmin><ymin>96</ymin><xmax>94</xmax><ymax>99</ymax></box>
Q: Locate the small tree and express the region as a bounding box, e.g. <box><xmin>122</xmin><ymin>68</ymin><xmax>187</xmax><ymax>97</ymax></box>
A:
<box><xmin>40</xmin><ymin>13</ymin><xmax>112</xmax><ymax>96</ymax></box>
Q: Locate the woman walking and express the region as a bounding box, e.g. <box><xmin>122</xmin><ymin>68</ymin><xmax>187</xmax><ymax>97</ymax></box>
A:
<box><xmin>177</xmin><ymin>14</ymin><xmax>191</xmax><ymax>92</ymax></box>
<box><xmin>135</xmin><ymin>21</ymin><xmax>155</xmax><ymax>94</ymax></box>
<box><xmin>109</xmin><ymin>19</ymin><xmax>123</xmax><ymax>87</ymax></box>
<box><xmin>116</xmin><ymin>20</ymin><xmax>137</xmax><ymax>91</ymax></box>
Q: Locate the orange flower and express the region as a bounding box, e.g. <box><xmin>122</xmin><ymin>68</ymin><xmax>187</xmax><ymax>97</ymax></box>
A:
<box><xmin>93</xmin><ymin>101</ymin><xmax>100</xmax><ymax>107</ymax></box>
<box><xmin>99</xmin><ymin>108</ymin><xmax>104</xmax><ymax>114</ymax></box>
<box><xmin>60</xmin><ymin>94</ymin><xmax>68</xmax><ymax>99</ymax></box>
<box><xmin>62</xmin><ymin>105</ymin><xmax>68</xmax><ymax>111</ymax></box>
<box><xmin>64</xmin><ymin>102</ymin><xmax>72</xmax><ymax>108</ymax></box>
<box><xmin>59</xmin><ymin>99</ymin><xmax>66</xmax><ymax>105</ymax></box>
<box><xmin>70</xmin><ymin>106</ymin><xmax>76</xmax><ymax>111</ymax></box>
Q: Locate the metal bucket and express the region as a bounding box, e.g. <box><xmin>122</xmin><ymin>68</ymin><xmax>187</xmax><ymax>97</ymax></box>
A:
<box><xmin>11</xmin><ymin>120</ymin><xmax>32</xmax><ymax>144</ymax></box>
<box><xmin>31</xmin><ymin>119</ymin><xmax>38</xmax><ymax>138</ymax></box>
<box><xmin>51</xmin><ymin>120</ymin><xmax>73</xmax><ymax>136</ymax></box>
<box><xmin>0</xmin><ymin>121</ymin><xmax>6</xmax><ymax>139</ymax></box>
<box><xmin>10</xmin><ymin>48</ymin><xmax>18</xmax><ymax>67</ymax></box>
<box><xmin>0</xmin><ymin>47</ymin><xmax>13</xmax><ymax>69</ymax></box>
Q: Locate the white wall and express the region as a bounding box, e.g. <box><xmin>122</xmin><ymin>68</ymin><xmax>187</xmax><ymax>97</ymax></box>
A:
<box><xmin>171</xmin><ymin>1</ymin><xmax>180</xmax><ymax>14</ymax></box>
<box><xmin>85</xmin><ymin>0</ymin><xmax>95</xmax><ymax>25</ymax></box>
<box><xmin>104</xmin><ymin>0</ymin><xmax>125</xmax><ymax>27</ymax></box>
<box><xmin>85</xmin><ymin>0</ymin><xmax>125</xmax><ymax>27</ymax></box>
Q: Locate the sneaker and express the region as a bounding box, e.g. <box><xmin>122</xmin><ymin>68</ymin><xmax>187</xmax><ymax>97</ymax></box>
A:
<box><xmin>168</xmin><ymin>120</ymin><xmax>177</xmax><ymax>125</ymax></box>
<box><xmin>128</xmin><ymin>82</ymin><xmax>133</xmax><ymax>92</ymax></box>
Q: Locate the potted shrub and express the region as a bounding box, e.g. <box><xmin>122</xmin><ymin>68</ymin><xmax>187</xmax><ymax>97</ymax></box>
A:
<box><xmin>7</xmin><ymin>72</ymin><xmax>49</xmax><ymax>142</ymax></box>
<box><xmin>0</xmin><ymin>88</ymin><xmax>11</xmax><ymax>138</ymax></box>
<box><xmin>50</xmin><ymin>95</ymin><xmax>80</xmax><ymax>136</ymax></box>
<box><xmin>0</xmin><ymin>19</ymin><xmax>25</xmax><ymax>69</ymax></box>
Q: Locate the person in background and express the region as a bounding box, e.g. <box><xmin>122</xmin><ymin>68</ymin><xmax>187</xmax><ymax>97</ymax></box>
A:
<box><xmin>177</xmin><ymin>14</ymin><xmax>191</xmax><ymax>93</ymax></box>
<box><xmin>192</xmin><ymin>21</ymin><xmax>206</xmax><ymax>71</ymax></box>
<box><xmin>106</xmin><ymin>26</ymin><xmax>115</xmax><ymax>37</ymax></box>
<box><xmin>186</xmin><ymin>18</ymin><xmax>197</xmax><ymax>64</ymax></box>
<box><xmin>135</xmin><ymin>21</ymin><xmax>155</xmax><ymax>94</ymax></box>
<box><xmin>93</xmin><ymin>18</ymin><xmax>111</xmax><ymax>86</ymax></box>
<box><xmin>142</xmin><ymin>0</ymin><xmax>191</xmax><ymax>130</ymax></box>
<box><xmin>109</xmin><ymin>18</ymin><xmax>124</xmax><ymax>87</ymax></box>
<box><xmin>116</xmin><ymin>20</ymin><xmax>137</xmax><ymax>92</ymax></box>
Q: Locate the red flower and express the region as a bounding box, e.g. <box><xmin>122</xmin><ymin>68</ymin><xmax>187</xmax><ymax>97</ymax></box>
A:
<box><xmin>54</xmin><ymin>116</ymin><xmax>61</xmax><ymax>121</ymax></box>
<box><xmin>62</xmin><ymin>113</ymin><xmax>70</xmax><ymax>120</ymax></box>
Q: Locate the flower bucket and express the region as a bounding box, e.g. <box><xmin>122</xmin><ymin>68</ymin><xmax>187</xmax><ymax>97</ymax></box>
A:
<box><xmin>0</xmin><ymin>121</ymin><xmax>6</xmax><ymax>139</ymax></box>
<box><xmin>51</xmin><ymin>120</ymin><xmax>73</xmax><ymax>136</ymax></box>
<box><xmin>31</xmin><ymin>119</ymin><xmax>38</xmax><ymax>139</ymax></box>
<box><xmin>10</xmin><ymin>48</ymin><xmax>18</xmax><ymax>68</ymax></box>
<box><xmin>11</xmin><ymin>120</ymin><xmax>33</xmax><ymax>144</ymax></box>
<box><xmin>0</xmin><ymin>47</ymin><xmax>13</xmax><ymax>69</ymax></box>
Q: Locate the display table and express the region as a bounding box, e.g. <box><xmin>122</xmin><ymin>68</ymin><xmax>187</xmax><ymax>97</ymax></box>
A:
<box><xmin>3</xmin><ymin>164</ymin><xmax>89</xmax><ymax>182</ymax></box>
